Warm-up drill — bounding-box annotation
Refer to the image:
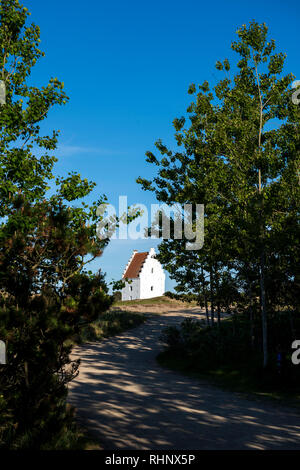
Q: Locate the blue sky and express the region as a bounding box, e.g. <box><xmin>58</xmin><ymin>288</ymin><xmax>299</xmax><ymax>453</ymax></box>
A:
<box><xmin>26</xmin><ymin>0</ymin><xmax>299</xmax><ymax>291</ymax></box>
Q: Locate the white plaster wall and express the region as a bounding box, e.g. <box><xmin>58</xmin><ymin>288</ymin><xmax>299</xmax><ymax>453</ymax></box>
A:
<box><xmin>122</xmin><ymin>278</ymin><xmax>140</xmax><ymax>301</ymax></box>
<box><xmin>139</xmin><ymin>249</ymin><xmax>165</xmax><ymax>299</ymax></box>
<box><xmin>0</xmin><ymin>340</ymin><xmax>6</xmax><ymax>364</ymax></box>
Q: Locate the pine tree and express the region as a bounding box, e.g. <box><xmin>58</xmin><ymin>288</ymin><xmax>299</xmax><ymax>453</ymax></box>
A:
<box><xmin>0</xmin><ymin>1</ymin><xmax>112</xmax><ymax>448</ymax></box>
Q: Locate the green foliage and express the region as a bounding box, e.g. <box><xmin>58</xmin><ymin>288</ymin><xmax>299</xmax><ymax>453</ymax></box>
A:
<box><xmin>0</xmin><ymin>0</ymin><xmax>69</xmax><ymax>214</ymax></box>
<box><xmin>114</xmin><ymin>295</ymin><xmax>177</xmax><ymax>307</ymax></box>
<box><xmin>137</xmin><ymin>20</ymin><xmax>300</xmax><ymax>366</ymax></box>
<box><xmin>79</xmin><ymin>310</ymin><xmax>145</xmax><ymax>343</ymax></box>
<box><xmin>0</xmin><ymin>0</ymin><xmax>113</xmax><ymax>449</ymax></box>
<box><xmin>112</xmin><ymin>291</ymin><xmax>122</xmax><ymax>302</ymax></box>
<box><xmin>160</xmin><ymin>312</ymin><xmax>300</xmax><ymax>390</ymax></box>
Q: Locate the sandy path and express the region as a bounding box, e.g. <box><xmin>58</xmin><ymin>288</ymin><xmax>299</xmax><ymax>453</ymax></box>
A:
<box><xmin>68</xmin><ymin>307</ymin><xmax>300</xmax><ymax>450</ymax></box>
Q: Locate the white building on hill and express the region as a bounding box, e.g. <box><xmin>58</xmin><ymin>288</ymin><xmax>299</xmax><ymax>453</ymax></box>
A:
<box><xmin>121</xmin><ymin>248</ymin><xmax>165</xmax><ymax>301</ymax></box>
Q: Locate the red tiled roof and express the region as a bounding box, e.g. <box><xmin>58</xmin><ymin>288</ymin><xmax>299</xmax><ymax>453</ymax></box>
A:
<box><xmin>123</xmin><ymin>252</ymin><xmax>148</xmax><ymax>279</ymax></box>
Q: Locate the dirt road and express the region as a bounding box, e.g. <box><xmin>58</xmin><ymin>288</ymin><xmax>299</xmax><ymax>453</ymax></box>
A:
<box><xmin>68</xmin><ymin>306</ymin><xmax>300</xmax><ymax>450</ymax></box>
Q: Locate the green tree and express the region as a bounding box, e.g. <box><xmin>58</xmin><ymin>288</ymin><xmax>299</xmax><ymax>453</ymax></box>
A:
<box><xmin>0</xmin><ymin>0</ymin><xmax>68</xmax><ymax>212</ymax></box>
<box><xmin>138</xmin><ymin>21</ymin><xmax>300</xmax><ymax>368</ymax></box>
<box><xmin>0</xmin><ymin>0</ymin><xmax>113</xmax><ymax>448</ymax></box>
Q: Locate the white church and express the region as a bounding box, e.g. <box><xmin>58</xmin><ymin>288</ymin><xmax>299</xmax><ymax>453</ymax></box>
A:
<box><xmin>121</xmin><ymin>247</ymin><xmax>165</xmax><ymax>301</ymax></box>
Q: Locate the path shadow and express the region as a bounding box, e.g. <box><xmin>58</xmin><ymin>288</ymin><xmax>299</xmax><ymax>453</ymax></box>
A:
<box><xmin>68</xmin><ymin>311</ymin><xmax>300</xmax><ymax>450</ymax></box>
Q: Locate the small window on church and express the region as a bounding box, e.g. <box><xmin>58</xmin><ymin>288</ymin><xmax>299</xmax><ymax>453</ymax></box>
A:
<box><xmin>151</xmin><ymin>268</ymin><xmax>154</xmax><ymax>273</ymax></box>
<box><xmin>130</xmin><ymin>286</ymin><xmax>132</xmax><ymax>291</ymax></box>
<box><xmin>151</xmin><ymin>286</ymin><xmax>153</xmax><ymax>291</ymax></box>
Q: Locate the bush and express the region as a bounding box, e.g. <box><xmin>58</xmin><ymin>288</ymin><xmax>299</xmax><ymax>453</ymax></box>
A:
<box><xmin>80</xmin><ymin>310</ymin><xmax>145</xmax><ymax>343</ymax></box>
<box><xmin>113</xmin><ymin>291</ymin><xmax>122</xmax><ymax>302</ymax></box>
<box><xmin>160</xmin><ymin>325</ymin><xmax>182</xmax><ymax>348</ymax></box>
<box><xmin>160</xmin><ymin>311</ymin><xmax>300</xmax><ymax>389</ymax></box>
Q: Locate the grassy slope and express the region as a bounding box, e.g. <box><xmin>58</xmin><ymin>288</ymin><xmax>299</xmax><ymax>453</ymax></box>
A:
<box><xmin>114</xmin><ymin>295</ymin><xmax>177</xmax><ymax>306</ymax></box>
<box><xmin>114</xmin><ymin>295</ymin><xmax>197</xmax><ymax>309</ymax></box>
<box><xmin>79</xmin><ymin>309</ymin><xmax>146</xmax><ymax>343</ymax></box>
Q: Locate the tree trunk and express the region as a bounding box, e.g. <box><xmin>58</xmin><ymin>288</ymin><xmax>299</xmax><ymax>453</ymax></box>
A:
<box><xmin>205</xmin><ymin>297</ymin><xmax>210</xmax><ymax>326</ymax></box>
<box><xmin>217</xmin><ymin>302</ymin><xmax>221</xmax><ymax>327</ymax></box>
<box><xmin>289</xmin><ymin>309</ymin><xmax>295</xmax><ymax>338</ymax></box>
<box><xmin>201</xmin><ymin>267</ymin><xmax>210</xmax><ymax>326</ymax></box>
<box><xmin>24</xmin><ymin>361</ymin><xmax>30</xmax><ymax>388</ymax></box>
<box><xmin>249</xmin><ymin>297</ymin><xmax>255</xmax><ymax>350</ymax></box>
<box><xmin>258</xmin><ymin>165</ymin><xmax>268</xmax><ymax>368</ymax></box>
<box><xmin>260</xmin><ymin>249</ymin><xmax>268</xmax><ymax>368</ymax></box>
<box><xmin>214</xmin><ymin>267</ymin><xmax>221</xmax><ymax>327</ymax></box>
<box><xmin>210</xmin><ymin>267</ymin><xmax>214</xmax><ymax>326</ymax></box>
